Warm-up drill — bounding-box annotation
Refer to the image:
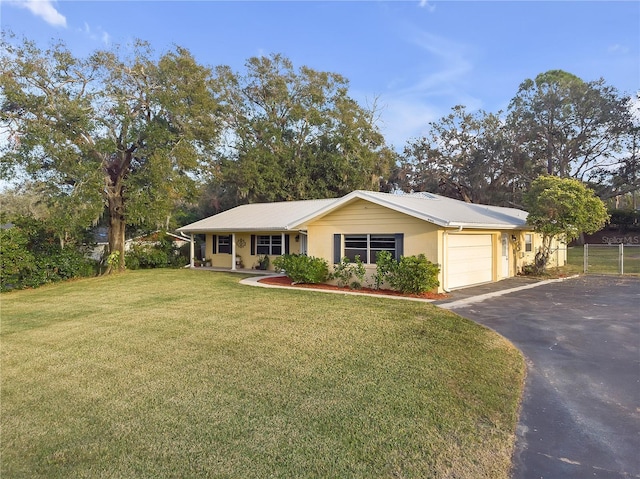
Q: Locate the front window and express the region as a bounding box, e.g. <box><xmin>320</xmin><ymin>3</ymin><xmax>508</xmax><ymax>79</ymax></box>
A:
<box><xmin>218</xmin><ymin>235</ymin><xmax>231</xmax><ymax>254</ymax></box>
<box><xmin>344</xmin><ymin>234</ymin><xmax>396</xmax><ymax>264</ymax></box>
<box><xmin>257</xmin><ymin>235</ymin><xmax>282</xmax><ymax>255</ymax></box>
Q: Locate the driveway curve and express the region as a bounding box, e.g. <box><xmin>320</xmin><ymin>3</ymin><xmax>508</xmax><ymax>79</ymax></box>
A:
<box><xmin>444</xmin><ymin>275</ymin><xmax>640</xmax><ymax>479</ymax></box>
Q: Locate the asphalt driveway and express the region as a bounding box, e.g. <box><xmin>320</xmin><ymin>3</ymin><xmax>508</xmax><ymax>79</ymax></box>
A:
<box><xmin>441</xmin><ymin>275</ymin><xmax>640</xmax><ymax>479</ymax></box>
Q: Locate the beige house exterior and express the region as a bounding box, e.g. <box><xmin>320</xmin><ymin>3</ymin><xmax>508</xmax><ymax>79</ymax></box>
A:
<box><xmin>177</xmin><ymin>190</ymin><xmax>566</xmax><ymax>293</ymax></box>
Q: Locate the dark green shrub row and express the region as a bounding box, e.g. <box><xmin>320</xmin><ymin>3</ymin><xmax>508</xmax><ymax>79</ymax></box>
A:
<box><xmin>0</xmin><ymin>216</ymin><xmax>97</xmax><ymax>292</ymax></box>
<box><xmin>608</xmin><ymin>209</ymin><xmax>640</xmax><ymax>232</ymax></box>
<box><xmin>272</xmin><ymin>254</ymin><xmax>329</xmax><ymax>284</ymax></box>
<box><xmin>273</xmin><ymin>252</ymin><xmax>440</xmax><ymax>294</ymax></box>
<box><xmin>374</xmin><ymin>251</ymin><xmax>440</xmax><ymax>294</ymax></box>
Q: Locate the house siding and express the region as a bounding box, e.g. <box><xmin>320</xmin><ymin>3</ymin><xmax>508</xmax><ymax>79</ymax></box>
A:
<box><xmin>305</xmin><ymin>199</ymin><xmax>442</xmax><ymax>287</ymax></box>
<box><xmin>515</xmin><ymin>231</ymin><xmax>566</xmax><ymax>272</ymax></box>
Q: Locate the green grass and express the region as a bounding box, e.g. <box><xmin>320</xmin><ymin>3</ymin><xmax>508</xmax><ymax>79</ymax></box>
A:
<box><xmin>568</xmin><ymin>245</ymin><xmax>640</xmax><ymax>274</ymax></box>
<box><xmin>1</xmin><ymin>270</ymin><xmax>525</xmax><ymax>478</ymax></box>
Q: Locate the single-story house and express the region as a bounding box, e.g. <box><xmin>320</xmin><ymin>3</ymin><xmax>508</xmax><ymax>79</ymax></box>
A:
<box><xmin>177</xmin><ymin>190</ymin><xmax>566</xmax><ymax>292</ymax></box>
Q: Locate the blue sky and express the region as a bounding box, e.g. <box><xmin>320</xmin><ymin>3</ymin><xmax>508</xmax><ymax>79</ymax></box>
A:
<box><xmin>1</xmin><ymin>0</ymin><xmax>639</xmax><ymax>149</ymax></box>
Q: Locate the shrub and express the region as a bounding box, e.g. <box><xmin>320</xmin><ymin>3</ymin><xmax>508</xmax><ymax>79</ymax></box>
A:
<box><xmin>388</xmin><ymin>254</ymin><xmax>440</xmax><ymax>294</ymax></box>
<box><xmin>272</xmin><ymin>254</ymin><xmax>329</xmax><ymax>284</ymax></box>
<box><xmin>372</xmin><ymin>252</ymin><xmax>440</xmax><ymax>295</ymax></box>
<box><xmin>608</xmin><ymin>209</ymin><xmax>640</xmax><ymax>232</ymax></box>
<box><xmin>330</xmin><ymin>256</ymin><xmax>366</xmax><ymax>289</ymax></box>
<box><xmin>372</xmin><ymin>250</ymin><xmax>396</xmax><ymax>289</ymax></box>
<box><xmin>125</xmin><ymin>234</ymin><xmax>184</xmax><ymax>270</ymax></box>
<box><xmin>0</xmin><ymin>215</ymin><xmax>97</xmax><ymax>291</ymax></box>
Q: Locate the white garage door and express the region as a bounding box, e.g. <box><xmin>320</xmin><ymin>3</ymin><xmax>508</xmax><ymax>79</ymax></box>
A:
<box><xmin>447</xmin><ymin>234</ymin><xmax>493</xmax><ymax>289</ymax></box>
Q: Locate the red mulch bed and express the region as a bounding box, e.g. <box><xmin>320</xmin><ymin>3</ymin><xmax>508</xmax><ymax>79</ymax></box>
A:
<box><xmin>258</xmin><ymin>275</ymin><xmax>449</xmax><ymax>300</ymax></box>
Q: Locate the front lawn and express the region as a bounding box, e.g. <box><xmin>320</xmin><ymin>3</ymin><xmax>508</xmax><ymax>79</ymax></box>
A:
<box><xmin>1</xmin><ymin>269</ymin><xmax>525</xmax><ymax>478</ymax></box>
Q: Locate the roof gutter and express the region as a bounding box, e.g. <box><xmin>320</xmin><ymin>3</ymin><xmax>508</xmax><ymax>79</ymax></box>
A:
<box><xmin>447</xmin><ymin>222</ymin><xmax>525</xmax><ymax>230</ymax></box>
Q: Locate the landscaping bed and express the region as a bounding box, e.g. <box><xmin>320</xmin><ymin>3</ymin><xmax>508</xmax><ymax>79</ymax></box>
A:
<box><xmin>259</xmin><ymin>274</ymin><xmax>450</xmax><ymax>300</ymax></box>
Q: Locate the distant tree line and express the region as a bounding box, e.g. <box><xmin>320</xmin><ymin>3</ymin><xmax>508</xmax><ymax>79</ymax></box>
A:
<box><xmin>1</xmin><ymin>33</ymin><xmax>637</xmax><ymax>278</ymax></box>
<box><xmin>387</xmin><ymin>70</ymin><xmax>638</xmax><ymax>209</ymax></box>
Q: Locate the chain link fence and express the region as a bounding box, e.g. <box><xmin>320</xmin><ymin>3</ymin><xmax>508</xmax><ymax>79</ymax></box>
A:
<box><xmin>572</xmin><ymin>244</ymin><xmax>640</xmax><ymax>274</ymax></box>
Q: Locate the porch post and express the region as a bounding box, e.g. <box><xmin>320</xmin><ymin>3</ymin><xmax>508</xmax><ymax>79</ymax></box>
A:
<box><xmin>189</xmin><ymin>234</ymin><xmax>195</xmax><ymax>268</ymax></box>
<box><xmin>281</xmin><ymin>232</ymin><xmax>286</xmax><ymax>255</ymax></box>
<box><xmin>231</xmin><ymin>233</ymin><xmax>237</xmax><ymax>270</ymax></box>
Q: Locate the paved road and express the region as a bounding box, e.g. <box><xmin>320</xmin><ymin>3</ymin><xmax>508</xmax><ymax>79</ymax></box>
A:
<box><xmin>444</xmin><ymin>275</ymin><xmax>640</xmax><ymax>479</ymax></box>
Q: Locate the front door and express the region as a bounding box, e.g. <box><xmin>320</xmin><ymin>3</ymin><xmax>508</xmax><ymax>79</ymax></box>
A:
<box><xmin>501</xmin><ymin>233</ymin><xmax>510</xmax><ymax>278</ymax></box>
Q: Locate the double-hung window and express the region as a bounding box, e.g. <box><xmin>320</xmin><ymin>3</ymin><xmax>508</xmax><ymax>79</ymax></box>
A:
<box><xmin>218</xmin><ymin>235</ymin><xmax>231</xmax><ymax>254</ymax></box>
<box><xmin>256</xmin><ymin>235</ymin><xmax>282</xmax><ymax>255</ymax></box>
<box><xmin>212</xmin><ymin>234</ymin><xmax>231</xmax><ymax>254</ymax></box>
<box><xmin>341</xmin><ymin>234</ymin><xmax>400</xmax><ymax>264</ymax></box>
<box><xmin>524</xmin><ymin>234</ymin><xmax>533</xmax><ymax>253</ymax></box>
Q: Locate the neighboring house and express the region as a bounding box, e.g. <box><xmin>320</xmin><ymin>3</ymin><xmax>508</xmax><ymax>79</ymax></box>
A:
<box><xmin>88</xmin><ymin>230</ymin><xmax>190</xmax><ymax>262</ymax></box>
<box><xmin>177</xmin><ymin>190</ymin><xmax>566</xmax><ymax>292</ymax></box>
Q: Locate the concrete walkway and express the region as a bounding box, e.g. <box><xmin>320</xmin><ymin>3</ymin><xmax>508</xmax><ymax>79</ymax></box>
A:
<box><xmin>433</xmin><ymin>275</ymin><xmax>580</xmax><ymax>309</ymax></box>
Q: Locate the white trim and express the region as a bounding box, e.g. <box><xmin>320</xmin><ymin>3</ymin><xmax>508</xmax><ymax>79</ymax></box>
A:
<box><xmin>189</xmin><ymin>234</ymin><xmax>195</xmax><ymax>267</ymax></box>
<box><xmin>231</xmin><ymin>233</ymin><xmax>236</xmax><ymax>270</ymax></box>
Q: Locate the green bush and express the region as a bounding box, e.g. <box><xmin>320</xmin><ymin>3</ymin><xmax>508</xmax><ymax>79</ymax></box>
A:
<box><xmin>372</xmin><ymin>252</ymin><xmax>440</xmax><ymax>295</ymax></box>
<box><xmin>0</xmin><ymin>215</ymin><xmax>97</xmax><ymax>292</ymax></box>
<box><xmin>330</xmin><ymin>256</ymin><xmax>366</xmax><ymax>289</ymax></box>
<box><xmin>389</xmin><ymin>254</ymin><xmax>440</xmax><ymax>294</ymax></box>
<box><xmin>125</xmin><ymin>233</ymin><xmax>184</xmax><ymax>270</ymax></box>
<box><xmin>372</xmin><ymin>251</ymin><xmax>396</xmax><ymax>289</ymax></box>
<box><xmin>608</xmin><ymin>209</ymin><xmax>640</xmax><ymax>232</ymax></box>
<box><xmin>272</xmin><ymin>254</ymin><xmax>329</xmax><ymax>284</ymax></box>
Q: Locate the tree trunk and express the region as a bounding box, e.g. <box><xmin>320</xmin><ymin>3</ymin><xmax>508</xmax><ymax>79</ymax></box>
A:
<box><xmin>106</xmin><ymin>188</ymin><xmax>126</xmax><ymax>273</ymax></box>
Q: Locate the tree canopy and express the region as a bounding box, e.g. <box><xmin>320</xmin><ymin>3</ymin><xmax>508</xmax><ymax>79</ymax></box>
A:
<box><xmin>1</xmin><ymin>35</ymin><xmax>222</xmax><ymax>271</ymax></box>
<box><xmin>523</xmin><ymin>176</ymin><xmax>609</xmax><ymax>272</ymax></box>
<box><xmin>390</xmin><ymin>106</ymin><xmax>527</xmax><ymax>205</ymax></box>
<box><xmin>394</xmin><ymin>70</ymin><xmax>635</xmax><ymax>207</ymax></box>
<box><xmin>507</xmin><ymin>70</ymin><xmax>633</xmax><ymax>183</ymax></box>
<box><xmin>210</xmin><ymin>54</ymin><xmax>395</xmax><ymax>206</ymax></box>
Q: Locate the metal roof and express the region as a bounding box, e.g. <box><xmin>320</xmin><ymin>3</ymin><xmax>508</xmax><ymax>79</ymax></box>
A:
<box><xmin>290</xmin><ymin>190</ymin><xmax>528</xmax><ymax>230</ymax></box>
<box><xmin>177</xmin><ymin>198</ymin><xmax>336</xmax><ymax>233</ymax></box>
<box><xmin>177</xmin><ymin>190</ymin><xmax>529</xmax><ymax>234</ymax></box>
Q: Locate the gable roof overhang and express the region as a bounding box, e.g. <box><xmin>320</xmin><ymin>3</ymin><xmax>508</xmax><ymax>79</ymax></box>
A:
<box><xmin>288</xmin><ymin>190</ymin><xmax>528</xmax><ymax>230</ymax></box>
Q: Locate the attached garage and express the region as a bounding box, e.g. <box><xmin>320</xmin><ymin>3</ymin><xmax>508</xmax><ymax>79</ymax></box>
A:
<box><xmin>446</xmin><ymin>234</ymin><xmax>493</xmax><ymax>289</ymax></box>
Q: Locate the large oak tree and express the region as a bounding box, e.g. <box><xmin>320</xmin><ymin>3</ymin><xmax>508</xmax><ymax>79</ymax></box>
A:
<box><xmin>1</xmin><ymin>35</ymin><xmax>221</xmax><ymax>271</ymax></box>
<box><xmin>507</xmin><ymin>70</ymin><xmax>633</xmax><ymax>187</ymax></box>
<box><xmin>394</xmin><ymin>106</ymin><xmax>530</xmax><ymax>205</ymax></box>
<box><xmin>211</xmin><ymin>54</ymin><xmax>395</xmax><ymax>206</ymax></box>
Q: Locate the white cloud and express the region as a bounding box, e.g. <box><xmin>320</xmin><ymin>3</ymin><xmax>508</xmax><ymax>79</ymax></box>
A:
<box><xmin>78</xmin><ymin>22</ymin><xmax>111</xmax><ymax>46</ymax></box>
<box><xmin>9</xmin><ymin>0</ymin><xmax>67</xmax><ymax>27</ymax></box>
<box><xmin>418</xmin><ymin>0</ymin><xmax>436</xmax><ymax>13</ymax></box>
<box><xmin>608</xmin><ymin>44</ymin><xmax>630</xmax><ymax>55</ymax></box>
<box><xmin>407</xmin><ymin>31</ymin><xmax>474</xmax><ymax>91</ymax></box>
